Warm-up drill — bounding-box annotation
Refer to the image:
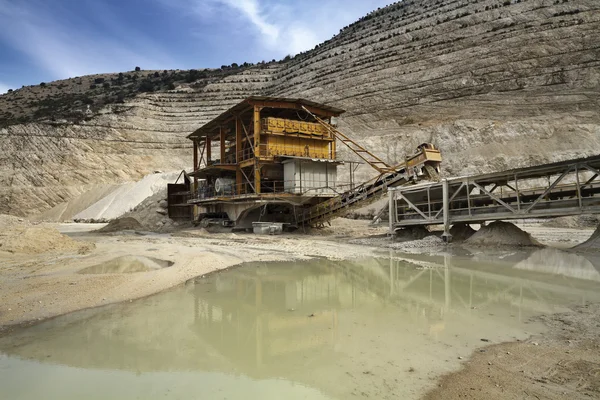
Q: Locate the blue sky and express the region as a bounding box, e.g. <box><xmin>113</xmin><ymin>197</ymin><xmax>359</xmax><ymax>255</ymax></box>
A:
<box><xmin>0</xmin><ymin>0</ymin><xmax>392</xmax><ymax>93</ymax></box>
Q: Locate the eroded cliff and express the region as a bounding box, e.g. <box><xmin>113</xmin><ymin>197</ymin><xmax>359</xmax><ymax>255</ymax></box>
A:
<box><xmin>1</xmin><ymin>0</ymin><xmax>598</xmax><ymax>216</ymax></box>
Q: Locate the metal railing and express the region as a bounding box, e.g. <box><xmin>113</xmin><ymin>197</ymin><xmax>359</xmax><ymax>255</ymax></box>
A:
<box><xmin>189</xmin><ymin>179</ymin><xmax>353</xmax><ymax>202</ymax></box>
<box><xmin>237</xmin><ymin>144</ymin><xmax>333</xmax><ymax>162</ymax></box>
<box><xmin>200</xmin><ymin>144</ymin><xmax>334</xmax><ymax>167</ymax></box>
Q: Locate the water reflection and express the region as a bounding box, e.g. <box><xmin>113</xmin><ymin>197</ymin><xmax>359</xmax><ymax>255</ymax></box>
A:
<box><xmin>78</xmin><ymin>255</ymin><xmax>174</xmax><ymax>274</ymax></box>
<box><xmin>2</xmin><ymin>252</ymin><xmax>600</xmax><ymax>399</ymax></box>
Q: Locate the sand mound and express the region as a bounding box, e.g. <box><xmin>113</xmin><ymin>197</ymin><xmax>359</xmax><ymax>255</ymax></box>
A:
<box><xmin>449</xmin><ymin>223</ymin><xmax>476</xmax><ymax>242</ymax></box>
<box><xmin>543</xmin><ymin>215</ymin><xmax>600</xmax><ymax>229</ymax></box>
<box><xmin>574</xmin><ymin>224</ymin><xmax>600</xmax><ymax>251</ymax></box>
<box><xmin>0</xmin><ymin>215</ymin><xmax>94</xmax><ymax>254</ymax></box>
<box><xmin>73</xmin><ymin>171</ymin><xmax>180</xmax><ymax>221</ymax></box>
<box><xmin>97</xmin><ymin>217</ymin><xmax>144</xmax><ymax>233</ymax></box>
<box><xmin>97</xmin><ymin>189</ymin><xmax>187</xmax><ymax>233</ymax></box>
<box><xmin>465</xmin><ymin>221</ymin><xmax>540</xmax><ymax>247</ymax></box>
<box><xmin>31</xmin><ymin>184</ymin><xmax>120</xmax><ymax>222</ymax></box>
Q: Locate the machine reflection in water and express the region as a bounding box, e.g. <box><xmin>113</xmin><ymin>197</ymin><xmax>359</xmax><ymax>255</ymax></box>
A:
<box><xmin>1</xmin><ymin>250</ymin><xmax>600</xmax><ymax>399</ymax></box>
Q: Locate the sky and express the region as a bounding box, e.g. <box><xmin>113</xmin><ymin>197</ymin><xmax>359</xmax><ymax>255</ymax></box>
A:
<box><xmin>0</xmin><ymin>0</ymin><xmax>393</xmax><ymax>93</ymax></box>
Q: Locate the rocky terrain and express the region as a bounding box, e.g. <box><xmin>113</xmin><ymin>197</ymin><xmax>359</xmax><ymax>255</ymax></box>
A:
<box><xmin>1</xmin><ymin>0</ymin><xmax>599</xmax><ymax>217</ymax></box>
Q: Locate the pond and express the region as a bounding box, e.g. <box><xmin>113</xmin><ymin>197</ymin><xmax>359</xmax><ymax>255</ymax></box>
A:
<box><xmin>2</xmin><ymin>249</ymin><xmax>600</xmax><ymax>399</ymax></box>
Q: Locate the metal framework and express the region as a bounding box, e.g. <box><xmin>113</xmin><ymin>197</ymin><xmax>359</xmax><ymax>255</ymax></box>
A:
<box><xmin>389</xmin><ymin>155</ymin><xmax>600</xmax><ymax>239</ymax></box>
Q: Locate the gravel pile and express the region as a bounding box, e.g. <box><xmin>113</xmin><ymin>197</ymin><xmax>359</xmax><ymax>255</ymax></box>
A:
<box><xmin>574</xmin><ymin>224</ymin><xmax>600</xmax><ymax>251</ymax></box>
<box><xmin>0</xmin><ymin>215</ymin><xmax>94</xmax><ymax>254</ymax></box>
<box><xmin>97</xmin><ymin>189</ymin><xmax>189</xmax><ymax>233</ymax></box>
<box><xmin>389</xmin><ymin>235</ymin><xmax>445</xmax><ymax>250</ymax></box>
<box><xmin>449</xmin><ymin>223</ymin><xmax>476</xmax><ymax>242</ymax></box>
<box><xmin>465</xmin><ymin>221</ymin><xmax>540</xmax><ymax>247</ymax></box>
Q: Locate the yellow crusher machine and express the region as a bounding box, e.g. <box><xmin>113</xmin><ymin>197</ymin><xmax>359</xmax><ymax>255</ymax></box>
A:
<box><xmin>297</xmin><ymin>106</ymin><xmax>442</xmax><ymax>227</ymax></box>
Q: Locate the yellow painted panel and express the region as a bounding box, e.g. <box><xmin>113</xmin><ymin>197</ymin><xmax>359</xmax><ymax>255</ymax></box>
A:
<box><xmin>265</xmin><ymin>136</ymin><xmax>331</xmax><ymax>159</ymax></box>
<box><xmin>262</xmin><ymin>117</ymin><xmax>328</xmax><ymax>136</ymax></box>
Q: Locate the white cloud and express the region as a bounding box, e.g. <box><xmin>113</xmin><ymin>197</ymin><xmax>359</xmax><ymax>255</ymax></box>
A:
<box><xmin>167</xmin><ymin>0</ymin><xmax>392</xmax><ymax>58</ymax></box>
<box><xmin>0</xmin><ymin>0</ymin><xmax>174</xmax><ymax>81</ymax></box>
<box><xmin>221</xmin><ymin>0</ymin><xmax>279</xmax><ymax>41</ymax></box>
<box><xmin>218</xmin><ymin>0</ymin><xmax>392</xmax><ymax>56</ymax></box>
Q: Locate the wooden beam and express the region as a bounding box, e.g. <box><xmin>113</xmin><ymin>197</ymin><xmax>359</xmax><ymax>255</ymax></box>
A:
<box><xmin>331</xmin><ymin>137</ymin><xmax>336</xmax><ymax>159</ymax></box>
<box><xmin>254</xmin><ymin>106</ymin><xmax>261</xmax><ymax>194</ymax></box>
<box><xmin>236</xmin><ymin>118</ymin><xmax>242</xmax><ymax>163</ymax></box>
<box><xmin>251</xmin><ymin>100</ymin><xmax>340</xmax><ymax>118</ymax></box>
<box><xmin>254</xmin><ymin>164</ymin><xmax>261</xmax><ymax>194</ymax></box>
<box><xmin>236</xmin><ymin>168</ymin><xmax>242</xmax><ymax>195</ymax></box>
<box><xmin>220</xmin><ymin>126</ymin><xmax>225</xmax><ymax>162</ymax></box>
<box><xmin>206</xmin><ymin>136</ymin><xmax>211</xmax><ymax>163</ymax></box>
<box><xmin>193</xmin><ymin>140</ymin><xmax>198</xmax><ymax>172</ymax></box>
<box><xmin>240</xmin><ymin>166</ymin><xmax>256</xmax><ymax>193</ymax></box>
<box><xmin>254</xmin><ymin>106</ymin><xmax>261</xmax><ymax>157</ymax></box>
<box><xmin>193</xmin><ymin>140</ymin><xmax>199</xmax><ymax>189</ymax></box>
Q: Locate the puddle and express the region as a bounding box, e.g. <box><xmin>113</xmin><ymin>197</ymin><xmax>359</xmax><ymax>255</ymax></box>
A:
<box><xmin>78</xmin><ymin>255</ymin><xmax>173</xmax><ymax>274</ymax></box>
<box><xmin>2</xmin><ymin>252</ymin><xmax>600</xmax><ymax>399</ymax></box>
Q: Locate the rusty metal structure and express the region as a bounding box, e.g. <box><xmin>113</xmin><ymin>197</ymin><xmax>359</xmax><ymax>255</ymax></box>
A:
<box><xmin>389</xmin><ymin>154</ymin><xmax>600</xmax><ymax>241</ymax></box>
<box><xmin>169</xmin><ymin>96</ymin><xmax>442</xmax><ymax>230</ymax></box>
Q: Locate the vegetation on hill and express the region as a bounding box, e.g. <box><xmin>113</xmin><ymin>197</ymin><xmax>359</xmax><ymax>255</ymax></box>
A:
<box><xmin>0</xmin><ymin>62</ymin><xmax>277</xmax><ymax>128</ymax></box>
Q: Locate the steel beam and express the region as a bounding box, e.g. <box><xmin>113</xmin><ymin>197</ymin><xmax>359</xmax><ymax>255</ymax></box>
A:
<box><xmin>397</xmin><ymin>192</ymin><xmax>430</xmax><ymax>221</ymax></box>
<box><xmin>442</xmin><ymin>178</ymin><xmax>451</xmax><ymax>242</ymax></box>
<box><xmin>524</xmin><ymin>166</ymin><xmax>573</xmax><ymax>213</ymax></box>
<box><xmin>388</xmin><ymin>188</ymin><xmax>396</xmax><ymax>236</ymax></box>
<box><xmin>471</xmin><ymin>181</ymin><xmax>517</xmax><ymax>214</ymax></box>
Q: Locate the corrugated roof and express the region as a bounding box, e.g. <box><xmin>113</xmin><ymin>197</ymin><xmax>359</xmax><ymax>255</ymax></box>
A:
<box><xmin>187</xmin><ymin>96</ymin><xmax>345</xmax><ymax>140</ymax></box>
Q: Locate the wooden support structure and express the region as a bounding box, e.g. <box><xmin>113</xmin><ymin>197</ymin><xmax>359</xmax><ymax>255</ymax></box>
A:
<box><xmin>236</xmin><ymin>117</ymin><xmax>243</xmax><ymax>194</ymax></box>
<box><xmin>193</xmin><ymin>140</ymin><xmax>199</xmax><ymax>188</ymax></box>
<box><xmin>220</xmin><ymin>127</ymin><xmax>226</xmax><ymax>162</ymax></box>
<box><xmin>206</xmin><ymin>136</ymin><xmax>211</xmax><ymax>164</ymax></box>
<box><xmin>254</xmin><ymin>106</ymin><xmax>261</xmax><ymax>194</ymax></box>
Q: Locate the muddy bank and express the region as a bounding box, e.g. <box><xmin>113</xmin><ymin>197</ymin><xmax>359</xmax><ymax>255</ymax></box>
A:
<box><xmin>0</xmin><ymin>219</ymin><xmax>384</xmax><ymax>328</ymax></box>
<box><xmin>424</xmin><ymin>303</ymin><xmax>600</xmax><ymax>399</ymax></box>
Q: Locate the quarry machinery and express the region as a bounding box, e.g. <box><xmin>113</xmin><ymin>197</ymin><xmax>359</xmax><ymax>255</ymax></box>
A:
<box><xmin>297</xmin><ymin>107</ymin><xmax>442</xmax><ymax>227</ymax></box>
<box><xmin>176</xmin><ymin>96</ymin><xmax>441</xmax><ymax>230</ymax></box>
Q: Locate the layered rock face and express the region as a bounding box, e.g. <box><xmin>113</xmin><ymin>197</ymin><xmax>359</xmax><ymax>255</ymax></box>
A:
<box><xmin>1</xmin><ymin>0</ymin><xmax>598</xmax><ymax>216</ymax></box>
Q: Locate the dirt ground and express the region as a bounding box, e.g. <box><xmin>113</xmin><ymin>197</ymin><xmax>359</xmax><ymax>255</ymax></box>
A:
<box><xmin>425</xmin><ymin>304</ymin><xmax>600</xmax><ymax>400</ymax></box>
<box><xmin>1</xmin><ymin>217</ymin><xmax>599</xmax><ymax>399</ymax></box>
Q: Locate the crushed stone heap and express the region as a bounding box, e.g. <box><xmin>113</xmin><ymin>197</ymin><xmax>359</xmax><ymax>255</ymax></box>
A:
<box><xmin>465</xmin><ymin>221</ymin><xmax>540</xmax><ymax>247</ymax></box>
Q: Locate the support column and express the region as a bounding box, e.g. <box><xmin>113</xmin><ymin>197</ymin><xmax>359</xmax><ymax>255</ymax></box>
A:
<box><xmin>220</xmin><ymin>126</ymin><xmax>225</xmax><ymax>163</ymax></box>
<box><xmin>254</xmin><ymin>106</ymin><xmax>261</xmax><ymax>194</ymax></box>
<box><xmin>206</xmin><ymin>135</ymin><xmax>211</xmax><ymax>164</ymax></box>
<box><xmin>442</xmin><ymin>178</ymin><xmax>452</xmax><ymax>243</ymax></box>
<box><xmin>236</xmin><ymin>118</ymin><xmax>242</xmax><ymax>162</ymax></box>
<box><xmin>193</xmin><ymin>140</ymin><xmax>198</xmax><ymax>171</ymax></box>
<box><xmin>193</xmin><ymin>140</ymin><xmax>198</xmax><ymax>189</ymax></box>
<box><xmin>253</xmin><ymin>106</ymin><xmax>261</xmax><ymax>157</ymax></box>
<box><xmin>331</xmin><ymin>137</ymin><xmax>336</xmax><ymax>160</ymax></box>
<box><xmin>236</xmin><ymin>118</ymin><xmax>243</xmax><ymax>194</ymax></box>
<box><xmin>388</xmin><ymin>187</ymin><xmax>396</xmax><ymax>237</ymax></box>
<box><xmin>576</xmin><ymin>165</ymin><xmax>583</xmax><ymax>210</ymax></box>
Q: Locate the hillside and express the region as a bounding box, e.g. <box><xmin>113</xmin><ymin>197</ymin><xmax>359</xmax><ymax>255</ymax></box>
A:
<box><xmin>1</xmin><ymin>0</ymin><xmax>599</xmax><ymax>217</ymax></box>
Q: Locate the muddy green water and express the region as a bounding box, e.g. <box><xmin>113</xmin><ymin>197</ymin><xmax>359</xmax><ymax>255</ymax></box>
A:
<box><xmin>2</xmin><ymin>249</ymin><xmax>600</xmax><ymax>399</ymax></box>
